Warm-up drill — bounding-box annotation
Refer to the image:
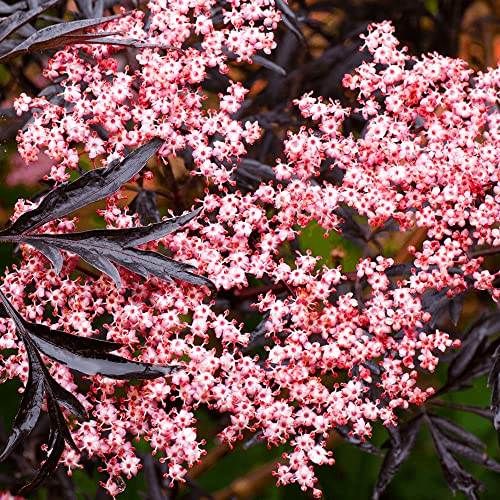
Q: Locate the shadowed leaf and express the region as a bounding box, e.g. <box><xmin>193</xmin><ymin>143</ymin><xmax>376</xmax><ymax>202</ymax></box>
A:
<box><xmin>16</xmin><ymin>394</ymin><xmax>68</xmax><ymax>496</ymax></box>
<box><xmin>448</xmin><ymin>313</ymin><xmax>500</xmax><ymax>382</ymax></box>
<box><xmin>430</xmin><ymin>401</ymin><xmax>494</xmax><ymax>420</ymax></box>
<box><xmin>428</xmin><ymin>420</ymin><xmax>483</xmax><ymax>499</ymax></box>
<box><xmin>26</xmin><ymin>229</ymin><xmax>212</xmax><ymax>290</ymax></box>
<box><xmin>0</xmin><ymin>11</ymin><xmax>129</xmax><ymax>62</ymax></box>
<box><xmin>0</xmin><ymin>340</ymin><xmax>44</xmax><ymax>462</ymax></box>
<box><xmin>30</xmin><ymin>331</ymin><xmax>179</xmax><ymax>379</ymax></box>
<box><xmin>373</xmin><ymin>416</ymin><xmax>422</xmax><ymax>500</ymax></box>
<box><xmin>0</xmin><ymin>138</ymin><xmax>164</xmax><ymax>236</ymax></box>
<box><xmin>488</xmin><ymin>347</ymin><xmax>500</xmax><ymax>443</ymax></box>
<box><xmin>129</xmin><ymin>189</ymin><xmax>161</xmax><ymax>225</ymax></box>
<box><xmin>251</xmin><ymin>54</ymin><xmax>287</xmax><ymax>76</ymax></box>
<box><xmin>74</xmin><ymin>0</ymin><xmax>104</xmax><ymax>18</ymax></box>
<box><xmin>448</xmin><ymin>292</ymin><xmax>465</xmax><ymax>325</ymax></box>
<box><xmin>430</xmin><ymin>414</ymin><xmax>486</xmax><ymax>450</ymax></box>
<box><xmin>276</xmin><ymin>0</ymin><xmax>305</xmax><ymax>43</ymax></box>
<box><xmin>0</xmin><ymin>0</ymin><xmax>60</xmax><ymax>43</ymax></box>
<box><xmin>46</xmin><ymin>377</ymin><xmax>88</xmax><ymax>421</ymax></box>
<box><xmin>442</xmin><ymin>435</ymin><xmax>500</xmax><ymax>473</ymax></box>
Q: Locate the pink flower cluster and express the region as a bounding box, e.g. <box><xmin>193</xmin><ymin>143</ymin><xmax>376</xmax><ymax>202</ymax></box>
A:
<box><xmin>13</xmin><ymin>0</ymin><xmax>275</xmax><ymax>184</ymax></box>
<box><xmin>1</xmin><ymin>6</ymin><xmax>499</xmax><ymax>498</ymax></box>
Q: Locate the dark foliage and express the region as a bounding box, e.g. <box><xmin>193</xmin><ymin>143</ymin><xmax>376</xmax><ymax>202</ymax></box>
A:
<box><xmin>0</xmin><ymin>138</ymin><xmax>213</xmax><ymax>290</ymax></box>
<box><xmin>373</xmin><ymin>416</ymin><xmax>423</xmax><ymax>500</ymax></box>
<box><xmin>0</xmin><ymin>132</ymin><xmax>213</xmax><ymax>491</ymax></box>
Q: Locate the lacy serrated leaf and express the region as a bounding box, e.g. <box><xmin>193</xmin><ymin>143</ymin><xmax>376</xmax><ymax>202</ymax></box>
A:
<box><xmin>0</xmin><ymin>11</ymin><xmax>129</xmax><ymax>62</ymax></box>
<box><xmin>428</xmin><ymin>421</ymin><xmax>483</xmax><ymax>499</ymax></box>
<box><xmin>26</xmin><ymin>230</ymin><xmax>212</xmax><ymax>290</ymax></box>
<box><xmin>373</xmin><ymin>416</ymin><xmax>422</xmax><ymax>500</ymax></box>
<box><xmin>16</xmin><ymin>397</ymin><xmax>68</xmax><ymax>496</ymax></box>
<box><xmin>0</xmin><ymin>339</ymin><xmax>44</xmax><ymax>462</ymax></box>
<box><xmin>0</xmin><ymin>141</ymin><xmax>212</xmax><ymax>291</ymax></box>
<box><xmin>0</xmin><ymin>286</ymin><xmax>179</xmax><ymax>493</ymax></box>
<box><xmin>30</xmin><ymin>331</ymin><xmax>178</xmax><ymax>379</ymax></box>
<box><xmin>0</xmin><ymin>138</ymin><xmax>164</xmax><ymax>236</ymax></box>
<box><xmin>0</xmin><ymin>288</ymin><xmax>180</xmax><ymax>379</ymax></box>
<box><xmin>442</xmin><ymin>434</ymin><xmax>500</xmax><ymax>473</ymax></box>
<box><xmin>429</xmin><ymin>414</ymin><xmax>485</xmax><ymax>450</ymax></box>
<box><xmin>275</xmin><ymin>0</ymin><xmax>305</xmax><ymax>43</ymax></box>
<box><xmin>0</xmin><ymin>0</ymin><xmax>59</xmax><ymax>43</ymax></box>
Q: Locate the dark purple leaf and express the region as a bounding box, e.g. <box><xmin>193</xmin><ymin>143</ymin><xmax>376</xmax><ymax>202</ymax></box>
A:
<box><xmin>429</xmin><ymin>401</ymin><xmax>494</xmax><ymax>420</ymax></box>
<box><xmin>26</xmin><ymin>231</ymin><xmax>212</xmax><ymax>290</ymax></box>
<box><xmin>0</xmin><ymin>288</ymin><xmax>25</xmax><ymax>331</ymax></box>
<box><xmin>429</xmin><ymin>414</ymin><xmax>486</xmax><ymax>450</ymax></box>
<box><xmin>30</xmin><ymin>331</ymin><xmax>179</xmax><ymax>379</ymax></box>
<box><xmin>245</xmin><ymin>313</ymin><xmax>270</xmax><ymax>350</ymax></box>
<box><xmin>421</xmin><ymin>288</ymin><xmax>453</xmax><ymax>327</ymax></box>
<box><xmin>27</xmin><ymin>239</ymin><xmax>63</xmax><ymax>273</ymax></box>
<box><xmin>120</xmin><ymin>207</ymin><xmax>201</xmax><ymax>248</ymax></box>
<box><xmin>141</xmin><ymin>452</ymin><xmax>171</xmax><ymax>500</ymax></box>
<box><xmin>0</xmin><ymin>2</ymin><xmax>28</xmax><ymax>15</ymax></box>
<box><xmin>448</xmin><ymin>293</ymin><xmax>465</xmax><ymax>326</ymax></box>
<box><xmin>428</xmin><ymin>420</ymin><xmax>483</xmax><ymax>499</ymax></box>
<box><xmin>0</xmin><ymin>339</ymin><xmax>44</xmax><ymax>462</ymax></box>
<box><xmin>44</xmin><ymin>389</ymin><xmax>78</xmax><ymax>452</ymax></box>
<box><xmin>251</xmin><ymin>54</ymin><xmax>287</xmax><ymax>76</ymax></box>
<box><xmin>0</xmin><ymin>11</ymin><xmax>129</xmax><ymax>62</ymax></box>
<box><xmin>0</xmin><ymin>284</ymin><xmax>181</xmax><ymax>493</ymax></box>
<box><xmin>74</xmin><ymin>0</ymin><xmax>103</xmax><ymax>18</ymax></box>
<box><xmin>129</xmin><ymin>189</ymin><xmax>161</xmax><ymax>225</ymax></box>
<box><xmin>0</xmin><ymin>142</ymin><xmax>211</xmax><ymax>290</ymax></box>
<box><xmin>448</xmin><ymin>313</ymin><xmax>500</xmax><ymax>382</ymax></box>
<box><xmin>0</xmin><ymin>138</ymin><xmax>164</xmax><ymax>237</ymax></box>
<box><xmin>16</xmin><ymin>434</ymin><xmax>66</xmax><ymax>495</ymax></box>
<box><xmin>28</xmin><ymin>322</ymin><xmax>122</xmax><ymax>355</ymax></box>
<box><xmin>69</xmin><ymin>35</ymin><xmax>183</xmax><ymax>51</ymax></box>
<box><xmin>373</xmin><ymin>416</ymin><xmax>422</xmax><ymax>500</ymax></box>
<box><xmin>232</xmin><ymin>159</ymin><xmax>279</xmax><ymax>192</ymax></box>
<box><xmin>385</xmin><ymin>263</ymin><xmax>415</xmax><ymax>277</ymax></box>
<box><xmin>442</xmin><ymin>434</ymin><xmax>500</xmax><ymax>473</ymax></box>
<box><xmin>276</xmin><ymin>0</ymin><xmax>305</xmax><ymax>43</ymax></box>
<box><xmin>242</xmin><ymin>431</ymin><xmax>264</xmax><ymax>450</ymax></box>
<box><xmin>488</xmin><ymin>344</ymin><xmax>500</xmax><ymax>388</ymax></box>
<box><xmin>46</xmin><ymin>377</ymin><xmax>88</xmax><ymax>422</ymax></box>
<box><xmin>0</xmin><ymin>288</ymin><xmax>180</xmax><ymax>379</ymax></box>
<box><xmin>0</xmin><ymin>0</ymin><xmax>59</xmax><ymax>43</ymax></box>
<box><xmin>488</xmin><ymin>351</ymin><xmax>500</xmax><ymax>441</ymax></box>
<box><xmin>16</xmin><ymin>395</ymin><xmax>67</xmax><ymax>496</ymax></box>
